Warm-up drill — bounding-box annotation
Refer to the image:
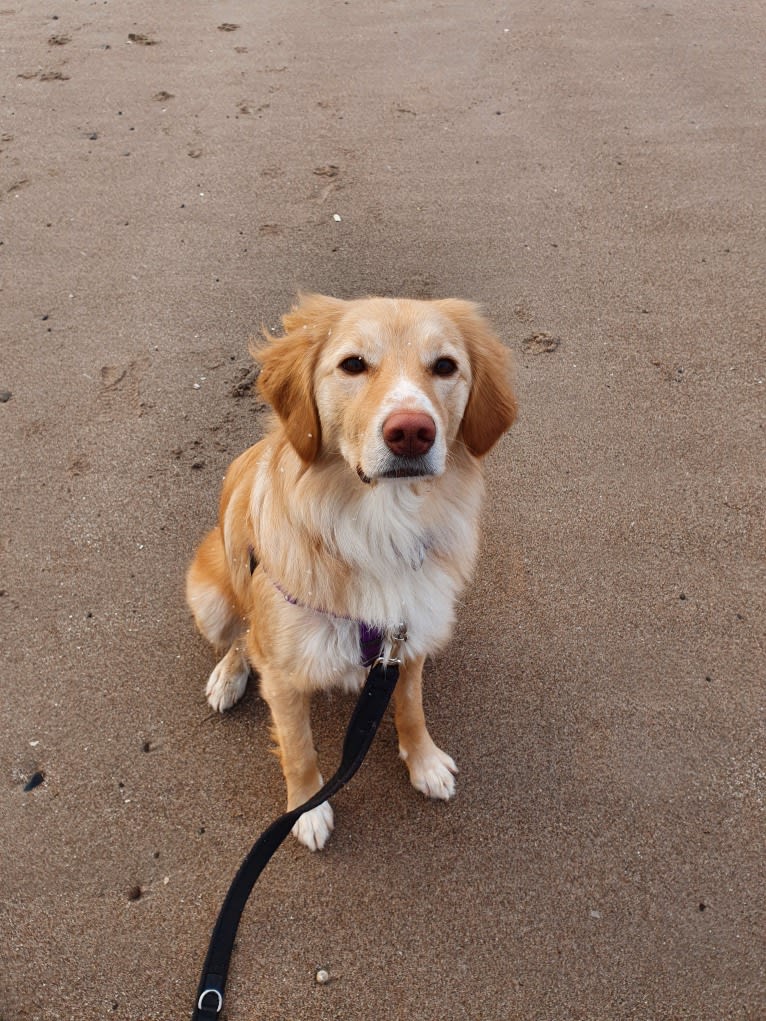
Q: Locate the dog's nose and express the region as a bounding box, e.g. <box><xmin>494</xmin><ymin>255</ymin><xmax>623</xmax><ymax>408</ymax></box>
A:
<box><xmin>382</xmin><ymin>412</ymin><xmax>436</xmax><ymax>457</ymax></box>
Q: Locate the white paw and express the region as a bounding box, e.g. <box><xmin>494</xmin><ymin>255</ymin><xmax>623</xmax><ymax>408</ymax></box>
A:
<box><xmin>292</xmin><ymin>801</ymin><xmax>334</xmax><ymax>851</ymax></box>
<box><xmin>205</xmin><ymin>656</ymin><xmax>249</xmax><ymax>712</ymax></box>
<box><xmin>403</xmin><ymin>746</ymin><xmax>458</xmax><ymax>800</ymax></box>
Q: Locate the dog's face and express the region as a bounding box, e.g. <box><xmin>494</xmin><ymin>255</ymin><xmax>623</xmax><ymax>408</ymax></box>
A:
<box><xmin>313</xmin><ymin>298</ymin><xmax>474</xmax><ymax>482</ymax></box>
<box><xmin>256</xmin><ymin>294</ymin><xmax>516</xmax><ymax>480</ymax></box>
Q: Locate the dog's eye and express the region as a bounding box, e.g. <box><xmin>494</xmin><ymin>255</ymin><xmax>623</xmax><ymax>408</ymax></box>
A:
<box><xmin>339</xmin><ymin>356</ymin><xmax>367</xmax><ymax>375</ymax></box>
<box><xmin>433</xmin><ymin>357</ymin><xmax>458</xmax><ymax>377</ymax></box>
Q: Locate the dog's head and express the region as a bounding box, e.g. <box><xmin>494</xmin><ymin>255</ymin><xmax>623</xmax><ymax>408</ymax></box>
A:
<box><xmin>256</xmin><ymin>294</ymin><xmax>516</xmax><ymax>481</ymax></box>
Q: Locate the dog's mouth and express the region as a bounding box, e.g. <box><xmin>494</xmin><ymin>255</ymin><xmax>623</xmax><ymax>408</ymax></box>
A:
<box><xmin>356</xmin><ymin>458</ymin><xmax>435</xmax><ymax>485</ymax></box>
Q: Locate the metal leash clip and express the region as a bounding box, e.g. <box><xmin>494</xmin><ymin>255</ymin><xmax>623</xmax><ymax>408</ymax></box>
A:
<box><xmin>375</xmin><ymin>621</ymin><xmax>408</xmax><ymax>668</ymax></box>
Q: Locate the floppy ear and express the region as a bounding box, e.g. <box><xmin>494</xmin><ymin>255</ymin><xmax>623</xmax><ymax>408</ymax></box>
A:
<box><xmin>254</xmin><ymin>293</ymin><xmax>346</xmax><ymax>463</ymax></box>
<box><xmin>435</xmin><ymin>299</ymin><xmax>517</xmax><ymax>457</ymax></box>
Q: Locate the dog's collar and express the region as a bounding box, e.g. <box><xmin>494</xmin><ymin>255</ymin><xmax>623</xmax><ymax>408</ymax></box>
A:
<box><xmin>248</xmin><ymin>546</ymin><xmax>388</xmax><ymax>668</ymax></box>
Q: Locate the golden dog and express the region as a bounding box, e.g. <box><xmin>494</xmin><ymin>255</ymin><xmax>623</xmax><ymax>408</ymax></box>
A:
<box><xmin>186</xmin><ymin>294</ymin><xmax>516</xmax><ymax>849</ymax></box>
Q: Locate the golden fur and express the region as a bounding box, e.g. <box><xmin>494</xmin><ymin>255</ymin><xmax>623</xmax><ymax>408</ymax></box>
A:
<box><xmin>186</xmin><ymin>294</ymin><xmax>516</xmax><ymax>849</ymax></box>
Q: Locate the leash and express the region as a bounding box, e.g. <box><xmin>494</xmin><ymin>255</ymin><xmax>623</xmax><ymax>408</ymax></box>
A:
<box><xmin>192</xmin><ymin>624</ymin><xmax>407</xmax><ymax>1020</ymax></box>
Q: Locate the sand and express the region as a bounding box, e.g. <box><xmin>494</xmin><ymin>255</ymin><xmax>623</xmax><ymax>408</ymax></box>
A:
<box><xmin>1</xmin><ymin>2</ymin><xmax>763</xmax><ymax>1019</ymax></box>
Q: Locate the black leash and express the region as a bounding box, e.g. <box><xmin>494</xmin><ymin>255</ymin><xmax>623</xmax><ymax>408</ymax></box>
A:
<box><xmin>192</xmin><ymin>647</ymin><xmax>404</xmax><ymax>1020</ymax></box>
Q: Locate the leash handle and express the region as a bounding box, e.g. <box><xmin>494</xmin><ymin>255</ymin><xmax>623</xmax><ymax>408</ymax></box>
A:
<box><xmin>192</xmin><ymin>658</ymin><xmax>401</xmax><ymax>1020</ymax></box>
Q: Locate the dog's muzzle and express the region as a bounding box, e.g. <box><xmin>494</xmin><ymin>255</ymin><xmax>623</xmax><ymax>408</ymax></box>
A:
<box><xmin>356</xmin><ymin>455</ymin><xmax>438</xmax><ymax>484</ymax></box>
<box><xmin>356</xmin><ymin>409</ymin><xmax>442</xmax><ymax>484</ymax></box>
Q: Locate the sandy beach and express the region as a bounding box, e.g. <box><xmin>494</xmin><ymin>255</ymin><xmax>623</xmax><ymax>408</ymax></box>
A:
<box><xmin>1</xmin><ymin>2</ymin><xmax>763</xmax><ymax>1018</ymax></box>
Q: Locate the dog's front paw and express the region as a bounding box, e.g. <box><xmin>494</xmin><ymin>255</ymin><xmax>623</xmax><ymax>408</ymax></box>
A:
<box><xmin>205</xmin><ymin>653</ymin><xmax>249</xmax><ymax>712</ymax></box>
<box><xmin>292</xmin><ymin>801</ymin><xmax>334</xmax><ymax>851</ymax></box>
<box><xmin>402</xmin><ymin>745</ymin><xmax>458</xmax><ymax>800</ymax></box>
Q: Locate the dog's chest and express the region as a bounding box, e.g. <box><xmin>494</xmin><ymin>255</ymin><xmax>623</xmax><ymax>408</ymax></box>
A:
<box><xmin>249</xmin><ymin>456</ymin><xmax>483</xmax><ymax>684</ymax></box>
<box><xmin>281</xmin><ymin>555</ymin><xmax>461</xmax><ymax>692</ymax></box>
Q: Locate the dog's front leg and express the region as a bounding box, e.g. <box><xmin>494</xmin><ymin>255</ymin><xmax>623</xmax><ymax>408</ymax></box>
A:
<box><xmin>394</xmin><ymin>654</ymin><xmax>458</xmax><ymax>800</ymax></box>
<box><xmin>258</xmin><ymin>672</ymin><xmax>334</xmax><ymax>851</ymax></box>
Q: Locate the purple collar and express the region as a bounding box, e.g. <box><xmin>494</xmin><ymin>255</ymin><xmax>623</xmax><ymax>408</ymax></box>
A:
<box><xmin>249</xmin><ymin>548</ymin><xmax>385</xmax><ymax>667</ymax></box>
<box><xmin>358</xmin><ymin>622</ymin><xmax>387</xmax><ymax>668</ymax></box>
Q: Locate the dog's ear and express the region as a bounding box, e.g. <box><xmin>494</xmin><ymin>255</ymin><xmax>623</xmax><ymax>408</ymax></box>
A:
<box><xmin>254</xmin><ymin>294</ymin><xmax>346</xmax><ymax>463</ymax></box>
<box><xmin>435</xmin><ymin>299</ymin><xmax>517</xmax><ymax>457</ymax></box>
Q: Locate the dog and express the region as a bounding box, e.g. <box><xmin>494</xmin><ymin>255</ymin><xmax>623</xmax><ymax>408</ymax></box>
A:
<box><xmin>186</xmin><ymin>293</ymin><xmax>516</xmax><ymax>849</ymax></box>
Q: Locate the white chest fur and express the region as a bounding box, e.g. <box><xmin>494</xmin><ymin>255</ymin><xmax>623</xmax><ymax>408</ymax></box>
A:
<box><xmin>245</xmin><ymin>444</ymin><xmax>484</xmax><ymax>688</ymax></box>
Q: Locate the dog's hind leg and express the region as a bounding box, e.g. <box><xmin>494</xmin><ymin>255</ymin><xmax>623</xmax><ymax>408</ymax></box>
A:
<box><xmin>187</xmin><ymin>527</ymin><xmax>251</xmax><ymax>710</ymax></box>
<box><xmin>205</xmin><ymin>636</ymin><xmax>251</xmax><ymax>712</ymax></box>
<box><xmin>186</xmin><ymin>527</ymin><xmax>244</xmax><ymax>648</ymax></box>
